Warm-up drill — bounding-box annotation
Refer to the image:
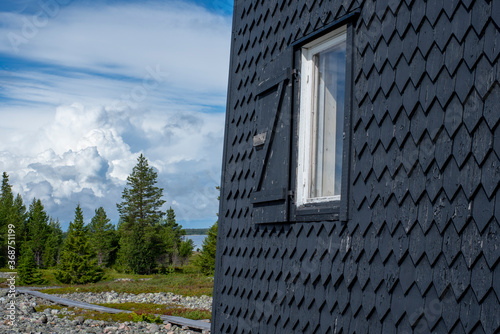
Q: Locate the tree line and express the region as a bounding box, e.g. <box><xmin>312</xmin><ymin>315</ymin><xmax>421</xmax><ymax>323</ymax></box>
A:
<box><xmin>0</xmin><ymin>154</ymin><xmax>218</xmax><ymax>284</ymax></box>
<box><xmin>184</xmin><ymin>228</ymin><xmax>209</xmax><ymax>236</ymax></box>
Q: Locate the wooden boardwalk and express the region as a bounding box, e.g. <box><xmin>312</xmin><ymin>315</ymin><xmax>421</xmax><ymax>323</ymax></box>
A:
<box><xmin>17</xmin><ymin>288</ymin><xmax>211</xmax><ymax>332</ymax></box>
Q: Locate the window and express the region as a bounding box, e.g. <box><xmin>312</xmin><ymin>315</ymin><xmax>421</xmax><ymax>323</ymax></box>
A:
<box><xmin>250</xmin><ymin>18</ymin><xmax>354</xmax><ymax>223</ymax></box>
<box><xmin>297</xmin><ymin>27</ymin><xmax>347</xmax><ymax>207</ymax></box>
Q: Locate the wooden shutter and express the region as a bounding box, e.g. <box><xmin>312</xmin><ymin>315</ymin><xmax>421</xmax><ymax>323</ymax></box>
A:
<box><xmin>251</xmin><ymin>53</ymin><xmax>293</xmax><ymax>224</ymax></box>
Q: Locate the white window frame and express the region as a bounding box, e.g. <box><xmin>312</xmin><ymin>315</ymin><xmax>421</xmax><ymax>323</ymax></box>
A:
<box><xmin>296</xmin><ymin>26</ymin><xmax>347</xmax><ymax>207</ymax></box>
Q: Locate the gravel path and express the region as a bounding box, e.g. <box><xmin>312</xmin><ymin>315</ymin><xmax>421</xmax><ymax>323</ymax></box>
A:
<box><xmin>0</xmin><ymin>290</ymin><xmax>212</xmax><ymax>333</ymax></box>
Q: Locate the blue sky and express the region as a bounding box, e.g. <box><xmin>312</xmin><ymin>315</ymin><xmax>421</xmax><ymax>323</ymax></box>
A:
<box><xmin>0</xmin><ymin>0</ymin><xmax>233</xmax><ymax>230</ymax></box>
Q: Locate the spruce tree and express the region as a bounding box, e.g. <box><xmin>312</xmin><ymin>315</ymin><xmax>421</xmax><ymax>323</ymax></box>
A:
<box><xmin>196</xmin><ymin>186</ymin><xmax>219</xmax><ymax>275</ymax></box>
<box><xmin>117</xmin><ymin>221</ymin><xmax>163</xmax><ymax>274</ymax></box>
<box><xmin>0</xmin><ymin>173</ymin><xmax>27</xmax><ymax>267</ymax></box>
<box><xmin>178</xmin><ymin>239</ymin><xmax>194</xmax><ymax>265</ymax></box>
<box><xmin>56</xmin><ymin>205</ymin><xmax>104</xmax><ymax>284</ymax></box>
<box><xmin>166</xmin><ymin>207</ymin><xmax>175</xmax><ymax>224</ymax></box>
<box><xmin>26</xmin><ymin>198</ymin><xmax>49</xmax><ymax>267</ymax></box>
<box><xmin>161</xmin><ymin>223</ymin><xmax>176</xmax><ymax>264</ymax></box>
<box><xmin>12</xmin><ymin>194</ymin><xmax>27</xmax><ymax>255</ymax></box>
<box><xmin>116</xmin><ymin>154</ymin><xmax>166</xmax><ymax>274</ymax></box>
<box><xmin>196</xmin><ymin>221</ymin><xmax>218</xmax><ymax>275</ymax></box>
<box><xmin>165</xmin><ymin>207</ymin><xmax>184</xmax><ymax>248</ymax></box>
<box><xmin>161</xmin><ymin>207</ymin><xmax>185</xmax><ymax>264</ymax></box>
<box><xmin>0</xmin><ymin>172</ymin><xmax>14</xmax><ymax>212</ymax></box>
<box><xmin>0</xmin><ymin>172</ymin><xmax>15</xmax><ymax>268</ymax></box>
<box><xmin>0</xmin><ymin>172</ymin><xmax>14</xmax><ymax>215</ymax></box>
<box><xmin>17</xmin><ymin>244</ymin><xmax>46</xmax><ymax>285</ymax></box>
<box><xmin>87</xmin><ymin>207</ymin><xmax>117</xmax><ymax>267</ymax></box>
<box><xmin>43</xmin><ymin>219</ymin><xmax>63</xmax><ymax>268</ymax></box>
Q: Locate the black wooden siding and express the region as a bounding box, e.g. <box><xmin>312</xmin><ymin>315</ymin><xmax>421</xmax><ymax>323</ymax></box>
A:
<box><xmin>213</xmin><ymin>0</ymin><xmax>500</xmax><ymax>333</ymax></box>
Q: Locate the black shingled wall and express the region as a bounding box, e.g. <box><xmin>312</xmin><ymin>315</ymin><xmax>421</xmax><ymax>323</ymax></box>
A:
<box><xmin>213</xmin><ymin>0</ymin><xmax>500</xmax><ymax>333</ymax></box>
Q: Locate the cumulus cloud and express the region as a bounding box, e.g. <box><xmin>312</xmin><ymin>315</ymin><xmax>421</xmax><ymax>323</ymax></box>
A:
<box><xmin>2</xmin><ymin>102</ymin><xmax>224</xmax><ymax>229</ymax></box>
<box><xmin>0</xmin><ymin>0</ymin><xmax>230</xmax><ymax>229</ymax></box>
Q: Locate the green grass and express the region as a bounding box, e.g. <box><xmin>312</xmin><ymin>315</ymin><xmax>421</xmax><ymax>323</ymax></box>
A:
<box><xmin>35</xmin><ymin>304</ymin><xmax>137</xmax><ymax>323</ymax></box>
<box><xmin>39</xmin><ymin>271</ymin><xmax>213</xmax><ymax>297</ymax></box>
<box><xmin>2</xmin><ymin>254</ymin><xmax>213</xmax><ymax>297</ymax></box>
<box><xmin>34</xmin><ymin>303</ymin><xmax>211</xmax><ymax>322</ymax></box>
<box><xmin>98</xmin><ymin>302</ymin><xmax>211</xmax><ymax>320</ymax></box>
<box><xmin>100</xmin><ymin>268</ymin><xmax>156</xmax><ymax>280</ymax></box>
<box><xmin>182</xmin><ymin>253</ymin><xmax>204</xmax><ymax>273</ymax></box>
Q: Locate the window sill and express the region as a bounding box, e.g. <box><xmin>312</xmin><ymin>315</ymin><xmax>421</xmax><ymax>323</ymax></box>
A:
<box><xmin>295</xmin><ymin>201</ymin><xmax>341</xmax><ymax>222</ymax></box>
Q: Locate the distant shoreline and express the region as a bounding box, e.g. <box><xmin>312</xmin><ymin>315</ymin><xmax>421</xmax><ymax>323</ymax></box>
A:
<box><xmin>183</xmin><ymin>228</ymin><xmax>209</xmax><ymax>236</ymax></box>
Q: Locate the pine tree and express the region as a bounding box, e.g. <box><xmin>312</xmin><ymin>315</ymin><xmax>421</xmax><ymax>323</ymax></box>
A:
<box><xmin>196</xmin><ymin>221</ymin><xmax>218</xmax><ymax>275</ymax></box>
<box><xmin>56</xmin><ymin>205</ymin><xmax>104</xmax><ymax>284</ymax></box>
<box><xmin>26</xmin><ymin>198</ymin><xmax>49</xmax><ymax>267</ymax></box>
<box><xmin>87</xmin><ymin>207</ymin><xmax>117</xmax><ymax>267</ymax></box>
<box><xmin>116</xmin><ymin>154</ymin><xmax>166</xmax><ymax>274</ymax></box>
<box><xmin>117</xmin><ymin>154</ymin><xmax>166</xmax><ymax>226</ymax></box>
<box><xmin>117</xmin><ymin>221</ymin><xmax>164</xmax><ymax>274</ymax></box>
<box><xmin>17</xmin><ymin>244</ymin><xmax>46</xmax><ymax>285</ymax></box>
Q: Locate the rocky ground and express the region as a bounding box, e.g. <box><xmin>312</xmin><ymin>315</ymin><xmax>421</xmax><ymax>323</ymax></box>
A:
<box><xmin>50</xmin><ymin>291</ymin><xmax>212</xmax><ymax>311</ymax></box>
<box><xmin>0</xmin><ymin>290</ymin><xmax>212</xmax><ymax>333</ymax></box>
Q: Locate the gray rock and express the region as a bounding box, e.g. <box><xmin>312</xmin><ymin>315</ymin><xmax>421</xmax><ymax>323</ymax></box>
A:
<box><xmin>74</xmin><ymin>315</ymin><xmax>85</xmax><ymax>325</ymax></box>
<box><xmin>149</xmin><ymin>323</ymin><xmax>160</xmax><ymax>333</ymax></box>
<box><xmin>104</xmin><ymin>326</ymin><xmax>118</xmax><ymax>333</ymax></box>
<box><xmin>51</xmin><ymin>291</ymin><xmax>213</xmax><ymax>311</ymax></box>
<box><xmin>20</xmin><ymin>302</ymin><xmax>36</xmax><ymax>314</ymax></box>
<box><xmin>114</xmin><ymin>278</ymin><xmax>134</xmax><ymax>282</ymax></box>
<box><xmin>4</xmin><ymin>293</ymin><xmax>207</xmax><ymax>334</ymax></box>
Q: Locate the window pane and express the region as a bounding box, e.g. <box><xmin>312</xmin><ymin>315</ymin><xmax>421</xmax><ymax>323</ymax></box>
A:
<box><xmin>310</xmin><ymin>39</ymin><xmax>346</xmax><ymax>199</ymax></box>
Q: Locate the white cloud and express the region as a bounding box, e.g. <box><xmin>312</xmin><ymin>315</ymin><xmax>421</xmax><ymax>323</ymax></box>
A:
<box><xmin>0</xmin><ymin>1</ymin><xmax>229</xmax><ymax>229</ymax></box>
<box><xmin>0</xmin><ymin>1</ymin><xmax>231</xmax><ymax>94</ymax></box>
<box><xmin>2</xmin><ymin>102</ymin><xmax>224</xmax><ymax>229</ymax></box>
